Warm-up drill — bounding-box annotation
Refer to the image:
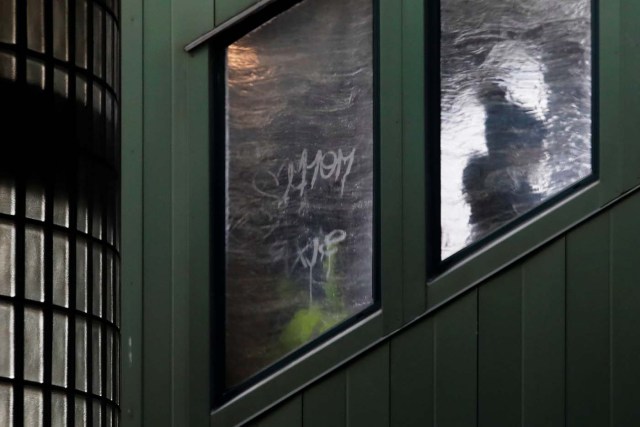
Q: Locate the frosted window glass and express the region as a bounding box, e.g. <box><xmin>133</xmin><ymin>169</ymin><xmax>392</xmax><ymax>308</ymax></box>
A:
<box><xmin>75</xmin><ymin>318</ymin><xmax>87</xmax><ymax>392</ymax></box>
<box><xmin>53</xmin><ymin>0</ymin><xmax>69</xmax><ymax>60</ymax></box>
<box><xmin>92</xmin><ymin>190</ymin><xmax>103</xmax><ymax>239</ymax></box>
<box><xmin>53</xmin><ymin>233</ymin><xmax>70</xmax><ymax>307</ymax></box>
<box><xmin>27</xmin><ymin>0</ymin><xmax>45</xmax><ymax>53</ymax></box>
<box><xmin>75</xmin><ymin>397</ymin><xmax>87</xmax><ymax>427</ymax></box>
<box><xmin>0</xmin><ymin>0</ymin><xmax>16</xmax><ymax>44</ymax></box>
<box><xmin>77</xmin><ymin>194</ymin><xmax>89</xmax><ymax>233</ymax></box>
<box><xmin>93</xmin><ymin>5</ymin><xmax>104</xmax><ymax>78</ymax></box>
<box><xmin>224</xmin><ymin>0</ymin><xmax>374</xmax><ymax>387</ymax></box>
<box><xmin>54</xmin><ymin>68</ymin><xmax>70</xmax><ymax>99</ymax></box>
<box><xmin>0</xmin><ymin>384</ymin><xmax>13</xmax><ymax>425</ymax></box>
<box><xmin>114</xmin><ymin>259</ymin><xmax>120</xmax><ymax>327</ymax></box>
<box><xmin>51</xmin><ymin>392</ymin><xmax>67</xmax><ymax>427</ymax></box>
<box><xmin>114</xmin><ymin>27</ymin><xmax>120</xmax><ymax>95</ymax></box>
<box><xmin>26</xmin><ymin>59</ymin><xmax>45</xmax><ymax>90</ymax></box>
<box><xmin>0</xmin><ymin>221</ymin><xmax>16</xmax><ymax>297</ymax></box>
<box><xmin>106</xmin><ymin>250</ymin><xmax>113</xmax><ymax>322</ymax></box>
<box><xmin>106</xmin><ymin>16</ymin><xmax>113</xmax><ymax>86</ymax></box>
<box><xmin>25</xmin><ymin>226</ymin><xmax>45</xmax><ymax>302</ymax></box>
<box><xmin>93</xmin><ymin>244</ymin><xmax>103</xmax><ymax>317</ymax></box>
<box><xmin>0</xmin><ymin>51</ymin><xmax>17</xmax><ymax>81</ymax></box>
<box><xmin>0</xmin><ymin>177</ymin><xmax>15</xmax><ymax>215</ymax></box>
<box><xmin>76</xmin><ymin>0</ymin><xmax>88</xmax><ymax>68</ymax></box>
<box><xmin>52</xmin><ymin>313</ymin><xmax>69</xmax><ymax>387</ymax></box>
<box><xmin>24</xmin><ymin>308</ymin><xmax>44</xmax><ymax>382</ymax></box>
<box><xmin>92</xmin><ymin>322</ymin><xmax>102</xmax><ymax>395</ymax></box>
<box><xmin>23</xmin><ymin>388</ymin><xmax>43</xmax><ymax>427</ymax></box>
<box><xmin>25</xmin><ymin>181</ymin><xmax>46</xmax><ymax>221</ymax></box>
<box><xmin>115</xmin><ymin>334</ymin><xmax>120</xmax><ymax>404</ymax></box>
<box><xmin>76</xmin><ymin>75</ymin><xmax>89</xmax><ymax>107</ymax></box>
<box><xmin>106</xmin><ymin>328</ymin><xmax>113</xmax><ymax>400</ymax></box>
<box><xmin>53</xmin><ymin>182</ymin><xmax>70</xmax><ymax>227</ymax></box>
<box><xmin>93</xmin><ymin>400</ymin><xmax>102</xmax><ymax>427</ymax></box>
<box><xmin>0</xmin><ymin>303</ymin><xmax>14</xmax><ymax>378</ymax></box>
<box><xmin>441</xmin><ymin>0</ymin><xmax>592</xmax><ymax>258</ymax></box>
<box><xmin>106</xmin><ymin>407</ymin><xmax>113</xmax><ymax>427</ymax></box>
<box><xmin>76</xmin><ymin>238</ymin><xmax>88</xmax><ymax>312</ymax></box>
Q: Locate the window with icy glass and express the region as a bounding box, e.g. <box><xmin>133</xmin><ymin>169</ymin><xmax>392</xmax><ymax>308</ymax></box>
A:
<box><xmin>222</xmin><ymin>0</ymin><xmax>374</xmax><ymax>389</ymax></box>
<box><xmin>440</xmin><ymin>0</ymin><xmax>593</xmax><ymax>259</ymax></box>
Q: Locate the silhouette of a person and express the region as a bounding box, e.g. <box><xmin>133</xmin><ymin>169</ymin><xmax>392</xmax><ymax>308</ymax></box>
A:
<box><xmin>462</xmin><ymin>81</ymin><xmax>547</xmax><ymax>240</ymax></box>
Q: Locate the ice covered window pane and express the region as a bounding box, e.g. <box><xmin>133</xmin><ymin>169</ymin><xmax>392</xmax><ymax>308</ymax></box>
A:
<box><xmin>224</xmin><ymin>0</ymin><xmax>374</xmax><ymax>387</ymax></box>
<box><xmin>441</xmin><ymin>0</ymin><xmax>592</xmax><ymax>258</ymax></box>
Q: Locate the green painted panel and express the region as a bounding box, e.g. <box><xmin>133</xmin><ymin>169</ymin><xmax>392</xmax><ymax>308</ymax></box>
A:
<box><xmin>303</xmin><ymin>372</ymin><xmax>346</xmax><ymax>427</ymax></box>
<box><xmin>254</xmin><ymin>396</ymin><xmax>303</xmax><ymax>427</ymax></box>
<box><xmin>434</xmin><ymin>290</ymin><xmax>477</xmax><ymax>427</ymax></box>
<box><xmin>171</xmin><ymin>0</ymin><xmax>215</xmax><ymax>423</ymax></box>
<box><xmin>215</xmin><ymin>0</ymin><xmax>257</xmax><ymax>25</ymax></box>
<box><xmin>120</xmin><ymin>0</ymin><xmax>144</xmax><ymax>424</ymax></box>
<box><xmin>401</xmin><ymin>0</ymin><xmax>427</xmax><ymax>319</ymax></box>
<box><xmin>566</xmin><ymin>214</ymin><xmax>610</xmax><ymax>427</ymax></box>
<box><xmin>620</xmin><ymin>0</ymin><xmax>640</xmax><ymax>191</ymax></box>
<box><xmin>390</xmin><ymin>319</ymin><xmax>434</xmax><ymax>427</ymax></box>
<box><xmin>378</xmin><ymin>0</ymin><xmax>405</xmax><ymax>333</ymax></box>
<box><xmin>598</xmin><ymin>0</ymin><xmax>622</xmax><ymax>197</ymax></box>
<box><xmin>478</xmin><ymin>267</ymin><xmax>522</xmax><ymax>427</ymax></box>
<box><xmin>142</xmin><ymin>0</ymin><xmax>174</xmax><ymax>424</ymax></box>
<box><xmin>610</xmin><ymin>193</ymin><xmax>640</xmax><ymax>425</ymax></box>
<box><xmin>347</xmin><ymin>345</ymin><xmax>390</xmax><ymax>427</ymax></box>
<box><xmin>522</xmin><ymin>239</ymin><xmax>565</xmax><ymax>427</ymax></box>
<box><xmin>187</xmin><ymin>49</ymin><xmax>213</xmax><ymax>427</ymax></box>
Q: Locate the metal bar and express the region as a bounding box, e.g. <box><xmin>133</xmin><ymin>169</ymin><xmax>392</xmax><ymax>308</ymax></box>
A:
<box><xmin>184</xmin><ymin>0</ymin><xmax>278</xmax><ymax>52</ymax></box>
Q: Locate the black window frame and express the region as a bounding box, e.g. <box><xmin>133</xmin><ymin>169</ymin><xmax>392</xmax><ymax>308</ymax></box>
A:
<box><xmin>205</xmin><ymin>0</ymin><xmax>382</xmax><ymax>408</ymax></box>
<box><xmin>425</xmin><ymin>0</ymin><xmax>600</xmax><ymax>276</ymax></box>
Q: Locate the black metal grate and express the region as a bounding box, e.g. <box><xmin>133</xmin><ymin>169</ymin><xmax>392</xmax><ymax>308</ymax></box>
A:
<box><xmin>0</xmin><ymin>0</ymin><xmax>121</xmax><ymax>425</ymax></box>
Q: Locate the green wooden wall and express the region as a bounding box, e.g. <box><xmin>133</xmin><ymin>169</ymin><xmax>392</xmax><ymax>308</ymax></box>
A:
<box><xmin>119</xmin><ymin>0</ymin><xmax>640</xmax><ymax>425</ymax></box>
<box><xmin>247</xmin><ymin>189</ymin><xmax>640</xmax><ymax>427</ymax></box>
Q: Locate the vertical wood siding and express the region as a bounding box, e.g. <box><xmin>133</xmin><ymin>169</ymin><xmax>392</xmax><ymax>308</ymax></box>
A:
<box><xmin>247</xmin><ymin>189</ymin><xmax>640</xmax><ymax>427</ymax></box>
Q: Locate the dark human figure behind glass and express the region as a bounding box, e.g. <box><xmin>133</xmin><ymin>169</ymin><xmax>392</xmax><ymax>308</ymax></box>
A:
<box><xmin>462</xmin><ymin>81</ymin><xmax>547</xmax><ymax>241</ymax></box>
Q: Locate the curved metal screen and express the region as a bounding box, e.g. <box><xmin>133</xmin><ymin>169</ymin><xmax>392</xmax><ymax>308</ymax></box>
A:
<box><xmin>0</xmin><ymin>0</ymin><xmax>120</xmax><ymax>425</ymax></box>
